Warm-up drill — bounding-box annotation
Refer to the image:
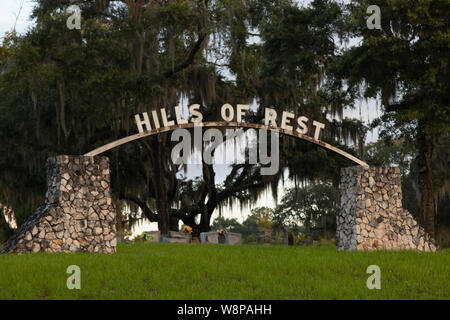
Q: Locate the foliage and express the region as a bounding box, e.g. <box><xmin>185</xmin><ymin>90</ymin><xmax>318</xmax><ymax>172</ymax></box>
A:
<box><xmin>335</xmin><ymin>0</ymin><xmax>450</xmax><ymax>237</ymax></box>
<box><xmin>274</xmin><ymin>182</ymin><xmax>339</xmax><ymax>239</ymax></box>
<box><xmin>250</xmin><ymin>207</ymin><xmax>274</xmax><ymax>231</ymax></box>
<box><xmin>0</xmin><ymin>0</ymin><xmax>272</xmax><ymax>235</ymax></box>
<box><xmin>181</xmin><ymin>225</ymin><xmax>192</xmax><ymax>235</ymax></box>
<box><xmin>362</xmin><ymin>134</ymin><xmax>450</xmax><ymax>246</ymax></box>
<box><xmin>0</xmin><ymin>0</ymin><xmax>447</xmax><ymax>240</ymax></box>
<box><xmin>210</xmin><ymin>212</ymin><xmax>261</xmax><ymax>240</ymax></box>
<box><xmin>364</xmin><ymin>138</ymin><xmax>416</xmax><ymax>173</ymax></box>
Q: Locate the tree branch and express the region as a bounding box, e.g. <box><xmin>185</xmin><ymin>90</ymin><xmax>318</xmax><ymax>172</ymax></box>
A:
<box><xmin>121</xmin><ymin>194</ymin><xmax>158</xmax><ymax>222</ymax></box>
<box><xmin>163</xmin><ymin>33</ymin><xmax>207</xmax><ymax>78</ymax></box>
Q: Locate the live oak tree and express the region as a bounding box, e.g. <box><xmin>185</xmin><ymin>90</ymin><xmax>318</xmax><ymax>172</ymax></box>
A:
<box><xmin>336</xmin><ymin>0</ymin><xmax>450</xmax><ymax>238</ymax></box>
<box><xmin>166</xmin><ymin>0</ymin><xmax>368</xmax><ymax>234</ymax></box>
<box><xmin>0</xmin><ymin>0</ymin><xmax>274</xmax><ymax>235</ymax></box>
<box><xmin>245</xmin><ymin>0</ymin><xmax>368</xmax><ymax>185</ymax></box>
<box><xmin>0</xmin><ymin>0</ymin><xmax>371</xmax><ymax>237</ymax></box>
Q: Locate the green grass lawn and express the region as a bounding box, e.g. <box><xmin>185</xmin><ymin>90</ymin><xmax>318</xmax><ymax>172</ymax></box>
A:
<box><xmin>0</xmin><ymin>243</ymin><xmax>448</xmax><ymax>299</ymax></box>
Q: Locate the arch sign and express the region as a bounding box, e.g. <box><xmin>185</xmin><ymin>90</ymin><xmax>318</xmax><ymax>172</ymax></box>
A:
<box><xmin>85</xmin><ymin>104</ymin><xmax>368</xmax><ymax>168</ymax></box>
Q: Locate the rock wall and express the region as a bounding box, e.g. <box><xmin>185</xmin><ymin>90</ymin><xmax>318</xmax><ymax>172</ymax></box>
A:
<box><xmin>0</xmin><ymin>155</ymin><xmax>116</xmax><ymax>254</ymax></box>
<box><xmin>337</xmin><ymin>166</ymin><xmax>437</xmax><ymax>251</ymax></box>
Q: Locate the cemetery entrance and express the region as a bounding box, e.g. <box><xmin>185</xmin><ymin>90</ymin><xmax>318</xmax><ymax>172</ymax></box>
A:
<box><xmin>0</xmin><ymin>117</ymin><xmax>437</xmax><ymax>253</ymax></box>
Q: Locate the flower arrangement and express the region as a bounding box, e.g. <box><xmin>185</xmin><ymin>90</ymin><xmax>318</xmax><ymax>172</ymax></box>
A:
<box><xmin>217</xmin><ymin>228</ymin><xmax>227</xmax><ymax>236</ymax></box>
<box><xmin>217</xmin><ymin>228</ymin><xmax>227</xmax><ymax>244</ymax></box>
<box><xmin>141</xmin><ymin>232</ymin><xmax>153</xmax><ymax>242</ymax></box>
<box><xmin>182</xmin><ymin>225</ymin><xmax>192</xmax><ymax>235</ymax></box>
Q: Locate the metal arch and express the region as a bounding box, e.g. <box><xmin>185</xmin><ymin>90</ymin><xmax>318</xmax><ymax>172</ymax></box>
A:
<box><xmin>84</xmin><ymin>121</ymin><xmax>368</xmax><ymax>167</ymax></box>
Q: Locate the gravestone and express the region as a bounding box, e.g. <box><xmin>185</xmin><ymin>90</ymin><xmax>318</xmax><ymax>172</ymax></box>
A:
<box><xmin>226</xmin><ymin>232</ymin><xmax>243</xmax><ymax>245</ymax></box>
<box><xmin>200</xmin><ymin>231</ymin><xmax>242</xmax><ymax>245</ymax></box>
<box><xmin>167</xmin><ymin>231</ymin><xmax>191</xmax><ymax>243</ymax></box>
<box><xmin>200</xmin><ymin>231</ymin><xmax>219</xmax><ymax>244</ymax></box>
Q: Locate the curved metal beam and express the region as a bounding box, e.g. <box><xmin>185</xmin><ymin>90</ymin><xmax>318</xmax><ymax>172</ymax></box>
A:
<box><xmin>84</xmin><ymin>122</ymin><xmax>368</xmax><ymax>166</ymax></box>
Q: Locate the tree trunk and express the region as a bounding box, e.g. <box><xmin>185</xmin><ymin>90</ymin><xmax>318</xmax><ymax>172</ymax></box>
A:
<box><xmin>198</xmin><ymin>204</ymin><xmax>214</xmax><ymax>234</ymax></box>
<box><xmin>417</xmin><ymin>123</ymin><xmax>435</xmax><ymax>238</ymax></box>
<box><xmin>154</xmin><ymin>141</ymin><xmax>170</xmax><ymax>235</ymax></box>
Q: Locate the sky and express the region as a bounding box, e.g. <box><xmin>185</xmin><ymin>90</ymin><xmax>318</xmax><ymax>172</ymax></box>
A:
<box><xmin>0</xmin><ymin>0</ymin><xmax>35</xmax><ymax>37</ymax></box>
<box><xmin>0</xmin><ymin>0</ymin><xmax>380</xmax><ymax>236</ymax></box>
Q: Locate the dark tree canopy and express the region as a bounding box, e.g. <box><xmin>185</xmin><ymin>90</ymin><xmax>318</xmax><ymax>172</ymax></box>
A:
<box><xmin>0</xmin><ymin>0</ymin><xmax>448</xmax><ymax>243</ymax></box>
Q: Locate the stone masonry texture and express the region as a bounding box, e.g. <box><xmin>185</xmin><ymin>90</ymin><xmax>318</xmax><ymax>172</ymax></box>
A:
<box><xmin>337</xmin><ymin>166</ymin><xmax>437</xmax><ymax>251</ymax></box>
<box><xmin>0</xmin><ymin>155</ymin><xmax>116</xmax><ymax>253</ymax></box>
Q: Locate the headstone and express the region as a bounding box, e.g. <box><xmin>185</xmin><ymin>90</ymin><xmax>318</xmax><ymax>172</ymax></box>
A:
<box><xmin>200</xmin><ymin>231</ymin><xmax>242</xmax><ymax>245</ymax></box>
<box><xmin>226</xmin><ymin>232</ymin><xmax>242</xmax><ymax>245</ymax></box>
<box><xmin>200</xmin><ymin>232</ymin><xmax>219</xmax><ymax>244</ymax></box>
<box><xmin>218</xmin><ymin>233</ymin><xmax>226</xmax><ymax>244</ymax></box>
<box><xmin>167</xmin><ymin>230</ymin><xmax>191</xmax><ymax>243</ymax></box>
<box><xmin>169</xmin><ymin>231</ymin><xmax>186</xmax><ymax>238</ymax></box>
<box><xmin>168</xmin><ymin>237</ymin><xmax>190</xmax><ymax>244</ymax></box>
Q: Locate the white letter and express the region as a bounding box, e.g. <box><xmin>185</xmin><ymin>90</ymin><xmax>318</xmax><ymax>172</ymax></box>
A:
<box><xmin>66</xmin><ymin>265</ymin><xmax>81</xmax><ymax>290</ymax></box>
<box><xmin>151</xmin><ymin>110</ymin><xmax>160</xmax><ymax>129</ymax></box>
<box><xmin>264</xmin><ymin>108</ymin><xmax>278</xmax><ymax>127</ymax></box>
<box><xmin>221</xmin><ymin>104</ymin><xmax>234</xmax><ymax>122</ymax></box>
<box><xmin>66</xmin><ymin>5</ymin><xmax>81</xmax><ymax>30</ymax></box>
<box><xmin>281</xmin><ymin>111</ymin><xmax>294</xmax><ymax>131</ymax></box>
<box><xmin>175</xmin><ymin>106</ymin><xmax>188</xmax><ymax>124</ymax></box>
<box><xmin>366</xmin><ymin>265</ymin><xmax>381</xmax><ymax>289</ymax></box>
<box><xmin>236</xmin><ymin>104</ymin><xmax>249</xmax><ymax>123</ymax></box>
<box><xmin>160</xmin><ymin>108</ymin><xmax>175</xmax><ymax>127</ymax></box>
<box><xmin>135</xmin><ymin>112</ymin><xmax>151</xmax><ymax>133</ymax></box>
<box><xmin>312</xmin><ymin>120</ymin><xmax>325</xmax><ymax>140</ymax></box>
<box><xmin>189</xmin><ymin>104</ymin><xmax>203</xmax><ymax>122</ymax></box>
<box><xmin>366</xmin><ymin>5</ymin><xmax>381</xmax><ymax>30</ymax></box>
<box><xmin>297</xmin><ymin>116</ymin><xmax>309</xmax><ymax>135</ymax></box>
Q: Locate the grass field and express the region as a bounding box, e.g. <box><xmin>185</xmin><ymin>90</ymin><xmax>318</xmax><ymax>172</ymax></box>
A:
<box><xmin>0</xmin><ymin>243</ymin><xmax>448</xmax><ymax>299</ymax></box>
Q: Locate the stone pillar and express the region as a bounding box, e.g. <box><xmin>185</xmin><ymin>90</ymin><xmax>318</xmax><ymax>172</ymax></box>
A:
<box><xmin>0</xmin><ymin>155</ymin><xmax>116</xmax><ymax>254</ymax></box>
<box><xmin>337</xmin><ymin>166</ymin><xmax>437</xmax><ymax>251</ymax></box>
